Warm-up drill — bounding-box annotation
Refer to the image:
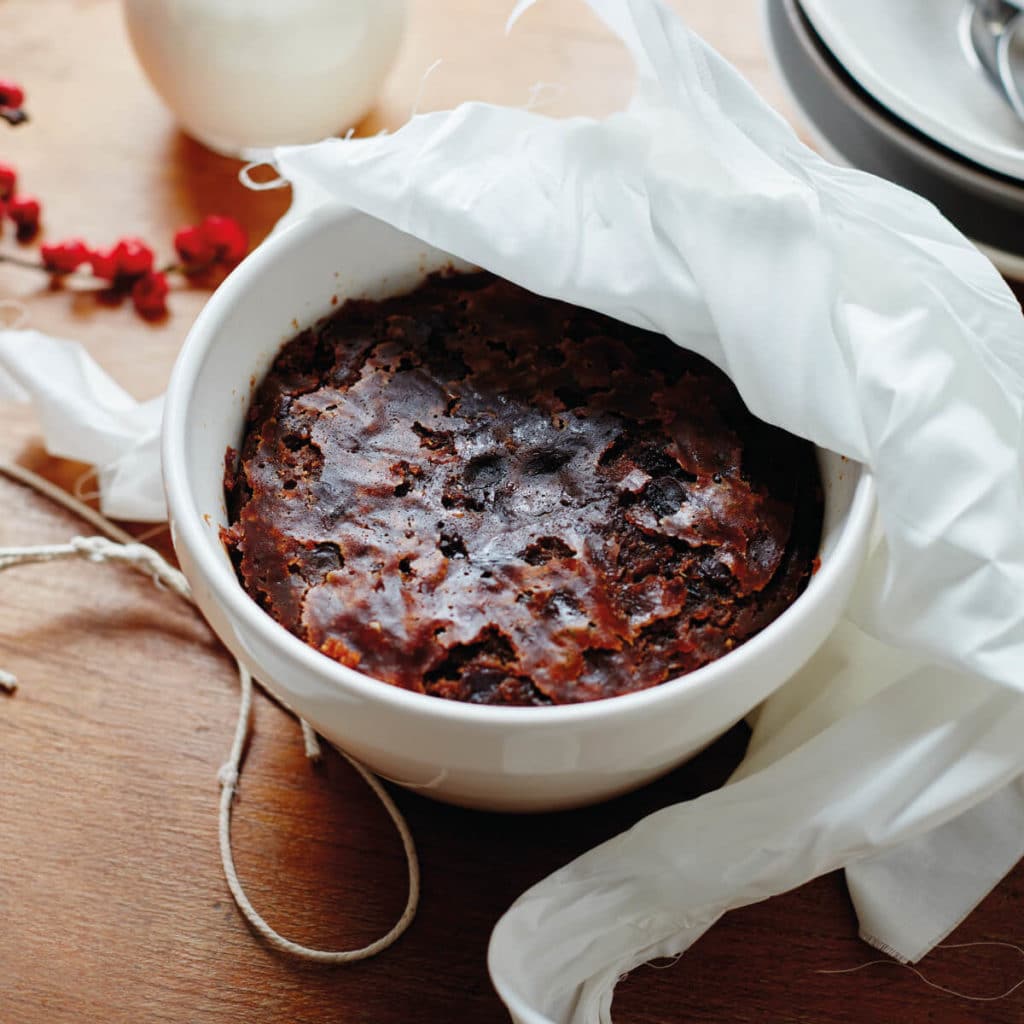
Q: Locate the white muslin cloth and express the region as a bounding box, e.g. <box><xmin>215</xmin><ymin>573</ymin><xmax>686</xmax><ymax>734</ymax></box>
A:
<box><xmin>737</xmin><ymin>621</ymin><xmax>1024</xmax><ymax>965</ymax></box>
<box><xmin>0</xmin><ymin>331</ymin><xmax>164</xmax><ymax>521</ymax></box>
<box><xmin>1</xmin><ymin>1</ymin><xmax>1023</xmax><ymax>1020</ymax></box>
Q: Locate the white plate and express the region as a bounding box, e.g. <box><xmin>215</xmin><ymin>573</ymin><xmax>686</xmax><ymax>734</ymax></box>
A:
<box><xmin>800</xmin><ymin>0</ymin><xmax>1024</xmax><ymax>180</ymax></box>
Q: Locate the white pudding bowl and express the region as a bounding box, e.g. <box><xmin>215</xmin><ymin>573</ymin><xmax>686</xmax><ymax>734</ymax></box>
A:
<box><xmin>162</xmin><ymin>205</ymin><xmax>875</xmax><ymax>813</ymax></box>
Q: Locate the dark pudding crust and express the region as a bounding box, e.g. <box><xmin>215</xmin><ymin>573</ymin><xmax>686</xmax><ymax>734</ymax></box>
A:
<box><xmin>223</xmin><ymin>273</ymin><xmax>823</xmax><ymax>706</ymax></box>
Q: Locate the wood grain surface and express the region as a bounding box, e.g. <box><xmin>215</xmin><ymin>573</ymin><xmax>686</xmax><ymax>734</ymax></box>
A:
<box><xmin>1</xmin><ymin>2</ymin><xmax>1022</xmax><ymax>1022</ymax></box>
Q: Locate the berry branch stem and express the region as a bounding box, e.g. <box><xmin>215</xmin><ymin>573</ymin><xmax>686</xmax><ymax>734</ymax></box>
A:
<box><xmin>0</xmin><ymin>251</ymin><xmax>42</xmax><ymax>271</ymax></box>
<box><xmin>0</xmin><ymin>250</ymin><xmax>186</xmax><ymax>279</ymax></box>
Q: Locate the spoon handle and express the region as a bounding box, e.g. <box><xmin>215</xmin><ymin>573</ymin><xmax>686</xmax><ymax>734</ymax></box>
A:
<box><xmin>996</xmin><ymin>12</ymin><xmax>1024</xmax><ymax>120</ymax></box>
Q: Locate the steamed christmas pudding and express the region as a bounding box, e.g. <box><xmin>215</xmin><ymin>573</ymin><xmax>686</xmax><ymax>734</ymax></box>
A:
<box><xmin>222</xmin><ymin>272</ymin><xmax>822</xmax><ymax>706</ymax></box>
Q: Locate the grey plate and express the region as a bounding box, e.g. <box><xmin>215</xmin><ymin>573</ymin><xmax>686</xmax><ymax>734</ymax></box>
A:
<box><xmin>764</xmin><ymin>0</ymin><xmax>1024</xmax><ymax>270</ymax></box>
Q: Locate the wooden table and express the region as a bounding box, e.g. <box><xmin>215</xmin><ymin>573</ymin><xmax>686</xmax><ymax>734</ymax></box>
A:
<box><xmin>2</xmin><ymin>3</ymin><xmax>1021</xmax><ymax>1022</ymax></box>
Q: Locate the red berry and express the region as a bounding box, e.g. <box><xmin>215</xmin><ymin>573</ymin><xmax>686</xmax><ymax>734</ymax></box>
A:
<box><xmin>0</xmin><ymin>163</ymin><xmax>16</xmax><ymax>201</ymax></box>
<box><xmin>112</xmin><ymin>237</ymin><xmax>155</xmax><ymax>278</ymax></box>
<box><xmin>173</xmin><ymin>224</ymin><xmax>215</xmax><ymax>270</ymax></box>
<box><xmin>88</xmin><ymin>246</ymin><xmax>121</xmax><ymax>282</ymax></box>
<box><xmin>88</xmin><ymin>238</ymin><xmax>155</xmax><ymax>282</ymax></box>
<box><xmin>41</xmin><ymin>238</ymin><xmax>91</xmax><ymax>275</ymax></box>
<box><xmin>131</xmin><ymin>270</ymin><xmax>169</xmax><ymax>319</ymax></box>
<box><xmin>0</xmin><ymin>80</ymin><xmax>25</xmax><ymax>110</ymax></box>
<box><xmin>8</xmin><ymin>195</ymin><xmax>40</xmax><ymax>240</ymax></box>
<box><xmin>8</xmin><ymin>194</ymin><xmax>40</xmax><ymax>225</ymax></box>
<box><xmin>200</xmin><ymin>215</ymin><xmax>248</xmax><ymax>265</ymax></box>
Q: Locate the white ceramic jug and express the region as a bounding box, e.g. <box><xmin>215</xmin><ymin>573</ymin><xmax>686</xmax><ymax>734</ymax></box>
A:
<box><xmin>122</xmin><ymin>0</ymin><xmax>406</xmax><ymax>156</ymax></box>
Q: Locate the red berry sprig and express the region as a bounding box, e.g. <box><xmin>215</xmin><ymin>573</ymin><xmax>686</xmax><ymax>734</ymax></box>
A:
<box><xmin>2</xmin><ymin>215</ymin><xmax>249</xmax><ymax>320</ymax></box>
<box><xmin>0</xmin><ymin>92</ymin><xmax>250</xmax><ymax>321</ymax></box>
<box><xmin>0</xmin><ymin>78</ymin><xmax>28</xmax><ymax>126</ymax></box>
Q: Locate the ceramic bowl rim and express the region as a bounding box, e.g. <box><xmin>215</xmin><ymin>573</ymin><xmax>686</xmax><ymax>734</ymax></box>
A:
<box><xmin>162</xmin><ymin>206</ymin><xmax>876</xmax><ymax>730</ymax></box>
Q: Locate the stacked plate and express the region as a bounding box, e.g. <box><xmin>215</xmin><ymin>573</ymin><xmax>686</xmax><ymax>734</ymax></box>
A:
<box><xmin>764</xmin><ymin>0</ymin><xmax>1024</xmax><ymax>277</ymax></box>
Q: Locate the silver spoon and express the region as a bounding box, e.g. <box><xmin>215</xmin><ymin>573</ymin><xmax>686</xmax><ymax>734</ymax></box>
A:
<box><xmin>962</xmin><ymin>0</ymin><xmax>1024</xmax><ymax>102</ymax></box>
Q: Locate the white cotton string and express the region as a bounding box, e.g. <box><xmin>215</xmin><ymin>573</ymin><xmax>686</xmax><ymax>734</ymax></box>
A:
<box><xmin>131</xmin><ymin>522</ymin><xmax>170</xmax><ymax>546</ymax></box>
<box><xmin>238</xmin><ymin>160</ymin><xmax>289</xmax><ymax>191</ymax></box>
<box><xmin>0</xmin><ymin>536</ymin><xmax>193</xmax><ymax>597</ymax></box>
<box><xmin>0</xmin><ymin>459</ymin><xmax>420</xmax><ymax>961</ymax></box>
<box><xmin>72</xmin><ymin>466</ymin><xmax>99</xmax><ymax>504</ymax></box>
<box><xmin>300</xmin><ymin>717</ymin><xmax>324</xmax><ymax>762</ymax></box>
<box><xmin>644</xmin><ymin>953</ymin><xmax>686</xmax><ymax>970</ymax></box>
<box><xmin>218</xmin><ymin>666</ymin><xmax>421</xmax><ymax>963</ymax></box>
<box><xmin>410</xmin><ymin>58</ymin><xmax>444</xmax><ymax>119</ymax></box>
<box><xmin>817</xmin><ymin>941</ymin><xmax>1024</xmax><ymax>1002</ymax></box>
<box><xmin>0</xmin><ymin>460</ymin><xmax>134</xmax><ymax>545</ymax></box>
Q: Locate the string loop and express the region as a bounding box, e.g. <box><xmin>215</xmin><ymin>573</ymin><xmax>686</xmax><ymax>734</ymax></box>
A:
<box><xmin>238</xmin><ymin>160</ymin><xmax>289</xmax><ymax>191</ymax></box>
<box><xmin>0</xmin><ymin>459</ymin><xmax>420</xmax><ymax>961</ymax></box>
<box><xmin>818</xmin><ymin>941</ymin><xmax>1024</xmax><ymax>1003</ymax></box>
